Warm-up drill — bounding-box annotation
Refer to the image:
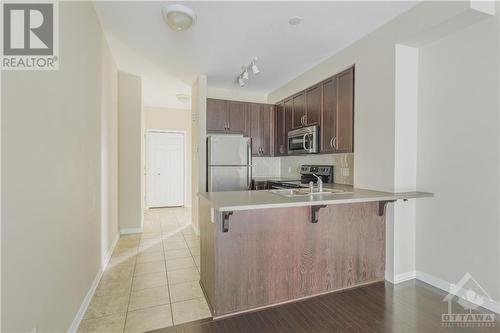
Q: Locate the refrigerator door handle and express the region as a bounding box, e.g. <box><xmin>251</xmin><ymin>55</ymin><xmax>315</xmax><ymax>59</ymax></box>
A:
<box><xmin>207</xmin><ymin>166</ymin><xmax>212</xmax><ymax>192</ymax></box>
<box><xmin>247</xmin><ymin>166</ymin><xmax>251</xmax><ymax>190</ymax></box>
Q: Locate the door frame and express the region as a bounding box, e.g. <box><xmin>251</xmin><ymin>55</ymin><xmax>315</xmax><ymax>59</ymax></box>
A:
<box><xmin>145</xmin><ymin>129</ymin><xmax>186</xmax><ymax>209</ymax></box>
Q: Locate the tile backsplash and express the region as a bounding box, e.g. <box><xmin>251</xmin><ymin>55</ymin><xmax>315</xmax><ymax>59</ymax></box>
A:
<box><xmin>252</xmin><ymin>157</ymin><xmax>280</xmax><ymax>177</ymax></box>
<box><xmin>253</xmin><ymin>153</ymin><xmax>354</xmax><ymax>185</ymax></box>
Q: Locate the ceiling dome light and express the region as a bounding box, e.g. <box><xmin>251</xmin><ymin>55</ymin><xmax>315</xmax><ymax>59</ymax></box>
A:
<box><xmin>162</xmin><ymin>4</ymin><xmax>196</xmax><ymax>31</ymax></box>
<box><xmin>176</xmin><ymin>93</ymin><xmax>190</xmax><ymax>104</ymax></box>
<box><xmin>288</xmin><ymin>16</ymin><xmax>302</xmax><ymax>26</ymax></box>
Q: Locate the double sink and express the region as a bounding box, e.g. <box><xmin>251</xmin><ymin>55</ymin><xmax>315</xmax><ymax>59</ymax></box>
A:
<box><xmin>269</xmin><ymin>187</ymin><xmax>349</xmax><ymax>198</ymax></box>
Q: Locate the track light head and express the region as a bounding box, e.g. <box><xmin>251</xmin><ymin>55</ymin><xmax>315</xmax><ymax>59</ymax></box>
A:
<box><xmin>238</xmin><ymin>75</ymin><xmax>245</xmax><ymax>87</ymax></box>
<box><xmin>241</xmin><ymin>67</ymin><xmax>249</xmax><ymax>80</ymax></box>
<box><xmin>251</xmin><ymin>59</ymin><xmax>259</xmax><ymax>75</ymax></box>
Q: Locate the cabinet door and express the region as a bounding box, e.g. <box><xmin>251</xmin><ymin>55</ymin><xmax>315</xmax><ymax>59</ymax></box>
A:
<box><xmin>321</xmin><ymin>78</ymin><xmax>337</xmax><ymax>153</ymax></box>
<box><xmin>275</xmin><ymin>102</ymin><xmax>285</xmax><ymax>156</ymax></box>
<box><xmin>284</xmin><ymin>99</ymin><xmax>293</xmax><ymax>153</ymax></box>
<box><xmin>305</xmin><ymin>84</ymin><xmax>321</xmax><ymax>125</ymax></box>
<box><xmin>227</xmin><ymin>101</ymin><xmax>248</xmax><ymax>134</ymax></box>
<box><xmin>248</xmin><ymin>103</ymin><xmax>261</xmax><ymax>156</ymax></box>
<box><xmin>292</xmin><ymin>92</ymin><xmax>305</xmax><ymax>128</ymax></box>
<box><xmin>260</xmin><ymin>104</ymin><xmax>273</xmax><ymax>156</ymax></box>
<box><xmin>207</xmin><ymin>99</ymin><xmax>227</xmax><ymax>133</ymax></box>
<box><xmin>336</xmin><ymin>68</ymin><xmax>354</xmax><ymax>153</ymax></box>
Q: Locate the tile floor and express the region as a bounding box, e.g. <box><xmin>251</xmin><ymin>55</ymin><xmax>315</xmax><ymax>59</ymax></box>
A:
<box><xmin>78</xmin><ymin>207</ymin><xmax>211</xmax><ymax>333</ymax></box>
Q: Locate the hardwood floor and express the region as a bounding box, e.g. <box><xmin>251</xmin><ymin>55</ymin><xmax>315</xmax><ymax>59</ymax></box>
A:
<box><xmin>150</xmin><ymin>280</ymin><xmax>499</xmax><ymax>333</ymax></box>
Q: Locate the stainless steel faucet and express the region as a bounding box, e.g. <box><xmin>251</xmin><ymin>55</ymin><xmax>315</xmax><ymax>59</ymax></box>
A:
<box><xmin>312</xmin><ymin>173</ymin><xmax>323</xmax><ymax>193</ymax></box>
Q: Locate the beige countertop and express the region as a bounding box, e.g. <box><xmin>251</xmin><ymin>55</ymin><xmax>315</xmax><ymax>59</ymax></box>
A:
<box><xmin>198</xmin><ymin>184</ymin><xmax>433</xmax><ymax>212</ymax></box>
<box><xmin>252</xmin><ymin>177</ymin><xmax>299</xmax><ymax>182</ymax></box>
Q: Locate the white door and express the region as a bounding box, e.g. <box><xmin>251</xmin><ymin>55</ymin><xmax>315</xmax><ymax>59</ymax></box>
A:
<box><xmin>147</xmin><ymin>131</ymin><xmax>184</xmax><ymax>208</ymax></box>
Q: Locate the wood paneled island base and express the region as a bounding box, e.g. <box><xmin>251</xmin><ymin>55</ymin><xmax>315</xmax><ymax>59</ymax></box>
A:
<box><xmin>199</xmin><ymin>198</ymin><xmax>386</xmax><ymax>318</ymax></box>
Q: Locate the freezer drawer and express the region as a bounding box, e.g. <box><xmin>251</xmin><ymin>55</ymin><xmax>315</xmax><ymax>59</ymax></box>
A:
<box><xmin>207</xmin><ymin>135</ymin><xmax>250</xmax><ymax>166</ymax></box>
<box><xmin>207</xmin><ymin>166</ymin><xmax>251</xmax><ymax>192</ymax></box>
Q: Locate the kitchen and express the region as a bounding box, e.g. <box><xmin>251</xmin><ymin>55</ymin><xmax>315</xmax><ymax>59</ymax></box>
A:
<box><xmin>202</xmin><ymin>64</ymin><xmax>433</xmax><ymax>318</ymax></box>
<box><xmin>206</xmin><ymin>66</ymin><xmax>355</xmax><ymax>192</ymax></box>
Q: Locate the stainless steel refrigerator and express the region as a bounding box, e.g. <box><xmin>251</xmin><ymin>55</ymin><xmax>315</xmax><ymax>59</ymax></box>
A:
<box><xmin>207</xmin><ymin>135</ymin><xmax>252</xmax><ymax>192</ymax></box>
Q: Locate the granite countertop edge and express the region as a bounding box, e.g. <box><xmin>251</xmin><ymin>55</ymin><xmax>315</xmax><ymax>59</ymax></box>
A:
<box><xmin>198</xmin><ymin>184</ymin><xmax>433</xmax><ymax>212</ymax></box>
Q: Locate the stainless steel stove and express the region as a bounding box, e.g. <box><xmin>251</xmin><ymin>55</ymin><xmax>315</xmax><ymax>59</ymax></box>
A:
<box><xmin>266</xmin><ymin>165</ymin><xmax>334</xmax><ymax>190</ymax></box>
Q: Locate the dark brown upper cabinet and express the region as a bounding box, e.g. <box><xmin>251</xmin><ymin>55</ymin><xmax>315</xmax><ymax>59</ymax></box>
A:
<box><xmin>321</xmin><ymin>78</ymin><xmax>337</xmax><ymax>153</ymax></box>
<box><xmin>284</xmin><ymin>98</ymin><xmax>294</xmax><ymax>138</ymax></box>
<box><xmin>305</xmin><ymin>84</ymin><xmax>321</xmax><ymax>126</ymax></box>
<box><xmin>321</xmin><ymin>67</ymin><xmax>354</xmax><ymax>153</ymax></box>
<box><xmin>206</xmin><ymin>98</ymin><xmax>248</xmax><ymax>134</ymax></box>
<box><xmin>336</xmin><ymin>68</ymin><xmax>354</xmax><ymax>152</ymax></box>
<box><xmin>249</xmin><ymin>103</ymin><xmax>274</xmax><ymax>156</ymax></box>
<box><xmin>249</xmin><ymin>103</ymin><xmax>261</xmax><ymax>156</ymax></box>
<box><xmin>292</xmin><ymin>92</ymin><xmax>305</xmax><ymax>128</ymax></box>
<box><xmin>227</xmin><ymin>101</ymin><xmax>248</xmax><ymax>134</ymax></box>
<box><xmin>275</xmin><ymin>102</ymin><xmax>286</xmax><ymax>156</ymax></box>
<box><xmin>207</xmin><ymin>98</ymin><xmax>228</xmax><ymax>133</ymax></box>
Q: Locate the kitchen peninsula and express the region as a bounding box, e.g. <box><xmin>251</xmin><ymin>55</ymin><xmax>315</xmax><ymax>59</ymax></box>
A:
<box><xmin>198</xmin><ymin>187</ymin><xmax>432</xmax><ymax>318</ymax></box>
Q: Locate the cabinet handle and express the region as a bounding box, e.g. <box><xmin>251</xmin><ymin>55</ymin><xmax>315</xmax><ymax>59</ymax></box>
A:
<box><xmin>227</xmin><ymin>121</ymin><xmax>230</xmax><ymax>130</ymax></box>
<box><xmin>333</xmin><ymin>137</ymin><xmax>338</xmax><ymax>150</ymax></box>
<box><xmin>303</xmin><ymin>114</ymin><xmax>307</xmax><ymax>125</ymax></box>
<box><xmin>330</xmin><ymin>137</ymin><xmax>334</xmax><ymax>148</ymax></box>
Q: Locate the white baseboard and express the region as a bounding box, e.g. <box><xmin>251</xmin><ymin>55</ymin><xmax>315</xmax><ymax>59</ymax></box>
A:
<box><xmin>120</xmin><ymin>227</ymin><xmax>142</xmax><ymax>235</ymax></box>
<box><xmin>416</xmin><ymin>271</ymin><xmax>500</xmax><ymax>315</ymax></box>
<box><xmin>394</xmin><ymin>270</ymin><xmax>417</xmax><ymax>284</ymax></box>
<box><xmin>68</xmin><ymin>235</ymin><xmax>119</xmax><ymax>332</ymax></box>
<box><xmin>101</xmin><ymin>235</ymin><xmax>119</xmax><ymax>270</ymax></box>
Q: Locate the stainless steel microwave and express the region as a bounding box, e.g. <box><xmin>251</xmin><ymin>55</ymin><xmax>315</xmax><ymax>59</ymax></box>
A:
<box><xmin>288</xmin><ymin>125</ymin><xmax>319</xmax><ymax>154</ymax></box>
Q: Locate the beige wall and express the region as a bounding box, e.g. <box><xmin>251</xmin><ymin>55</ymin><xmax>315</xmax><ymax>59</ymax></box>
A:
<box><xmin>416</xmin><ymin>15</ymin><xmax>500</xmax><ymax>304</ymax></box>
<box><xmin>101</xmin><ymin>35</ymin><xmax>120</xmax><ymax>266</ymax></box>
<box><xmin>207</xmin><ymin>87</ymin><xmax>267</xmax><ymax>104</ymax></box>
<box><xmin>144</xmin><ymin>107</ymin><xmax>192</xmax><ymax>206</ymax></box>
<box><xmin>118</xmin><ymin>72</ymin><xmax>143</xmax><ymax>233</ymax></box>
<box><xmin>191</xmin><ymin>76</ymin><xmax>207</xmax><ymax>234</ymax></box>
<box><xmin>2</xmin><ymin>2</ymin><xmax>119</xmax><ymax>331</ymax></box>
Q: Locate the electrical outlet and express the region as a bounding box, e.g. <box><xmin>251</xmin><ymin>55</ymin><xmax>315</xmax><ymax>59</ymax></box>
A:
<box><xmin>32</xmin><ymin>327</ymin><xmax>37</xmax><ymax>333</ymax></box>
<box><xmin>288</xmin><ymin>166</ymin><xmax>292</xmax><ymax>173</ymax></box>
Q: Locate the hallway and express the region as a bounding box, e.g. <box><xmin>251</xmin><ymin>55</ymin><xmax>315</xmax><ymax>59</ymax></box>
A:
<box><xmin>78</xmin><ymin>208</ymin><xmax>211</xmax><ymax>333</ymax></box>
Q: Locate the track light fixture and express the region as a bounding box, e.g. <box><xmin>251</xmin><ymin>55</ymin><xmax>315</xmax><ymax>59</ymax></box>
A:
<box><xmin>236</xmin><ymin>57</ymin><xmax>260</xmax><ymax>87</ymax></box>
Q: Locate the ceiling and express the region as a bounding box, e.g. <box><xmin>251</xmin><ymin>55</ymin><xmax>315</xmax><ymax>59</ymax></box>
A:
<box><xmin>94</xmin><ymin>1</ymin><xmax>417</xmax><ymax>109</ymax></box>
